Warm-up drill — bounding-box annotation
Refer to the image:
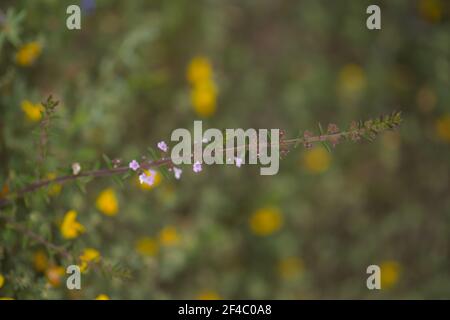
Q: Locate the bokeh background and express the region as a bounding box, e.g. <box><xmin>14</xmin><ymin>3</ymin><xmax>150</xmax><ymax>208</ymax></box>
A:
<box><xmin>0</xmin><ymin>0</ymin><xmax>449</xmax><ymax>299</ymax></box>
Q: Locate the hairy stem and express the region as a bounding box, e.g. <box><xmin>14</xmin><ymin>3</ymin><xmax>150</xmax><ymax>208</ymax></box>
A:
<box><xmin>0</xmin><ymin>112</ymin><xmax>401</xmax><ymax>209</ymax></box>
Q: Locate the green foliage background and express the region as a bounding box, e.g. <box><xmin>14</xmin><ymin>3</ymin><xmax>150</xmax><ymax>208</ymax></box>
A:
<box><xmin>0</xmin><ymin>0</ymin><xmax>449</xmax><ymax>299</ymax></box>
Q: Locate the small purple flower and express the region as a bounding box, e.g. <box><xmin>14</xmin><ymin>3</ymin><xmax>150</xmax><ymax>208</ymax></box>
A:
<box><xmin>193</xmin><ymin>161</ymin><xmax>202</xmax><ymax>173</ymax></box>
<box><xmin>139</xmin><ymin>171</ymin><xmax>155</xmax><ymax>186</ymax></box>
<box><xmin>173</xmin><ymin>167</ymin><xmax>182</xmax><ymax>180</ymax></box>
<box><xmin>157</xmin><ymin>141</ymin><xmax>168</xmax><ymax>152</ymax></box>
<box><xmin>129</xmin><ymin>160</ymin><xmax>140</xmax><ymax>171</ymax></box>
<box><xmin>235</xmin><ymin>157</ymin><xmax>243</xmax><ymax>168</ymax></box>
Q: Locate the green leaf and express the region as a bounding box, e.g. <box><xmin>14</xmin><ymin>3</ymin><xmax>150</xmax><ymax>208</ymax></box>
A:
<box><xmin>321</xmin><ymin>141</ymin><xmax>332</xmax><ymax>153</ymax></box>
<box><xmin>121</xmin><ymin>171</ymin><xmax>132</xmax><ymax>180</ymax></box>
<box><xmin>318</xmin><ymin>122</ymin><xmax>324</xmax><ymax>135</ymax></box>
<box><xmin>159</xmin><ymin>165</ymin><xmax>171</xmax><ymax>180</ymax></box>
<box><xmin>102</xmin><ymin>154</ymin><xmax>113</xmax><ymax>169</ymax></box>
<box><xmin>75</xmin><ymin>180</ymin><xmax>87</xmax><ymax>194</ymax></box>
<box><xmin>112</xmin><ymin>175</ymin><xmax>124</xmax><ymax>189</ymax></box>
<box><xmin>361</xmin><ymin>132</ymin><xmax>374</xmax><ymax>142</ymax></box>
<box><xmin>294</xmin><ymin>130</ymin><xmax>303</xmax><ymax>149</ymax></box>
<box><xmin>93</xmin><ymin>161</ymin><xmax>101</xmax><ymax>171</ymax></box>
<box><xmin>147</xmin><ymin>147</ymin><xmax>159</xmax><ymax>160</ymax></box>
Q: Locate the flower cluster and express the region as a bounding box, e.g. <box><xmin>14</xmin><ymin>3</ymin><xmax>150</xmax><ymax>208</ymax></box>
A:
<box><xmin>187</xmin><ymin>56</ymin><xmax>218</xmax><ymax>117</ymax></box>
<box><xmin>127</xmin><ymin>140</ymin><xmax>208</xmax><ymax>186</ymax></box>
<box><xmin>139</xmin><ymin>170</ymin><xmax>157</xmax><ymax>186</ymax></box>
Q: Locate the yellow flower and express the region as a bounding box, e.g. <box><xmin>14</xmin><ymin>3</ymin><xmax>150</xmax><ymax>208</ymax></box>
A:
<box><xmin>95</xmin><ymin>294</ymin><xmax>110</xmax><ymax>300</ymax></box>
<box><xmin>0</xmin><ymin>183</ymin><xmax>9</xmax><ymax>199</ymax></box>
<box><xmin>79</xmin><ymin>248</ymin><xmax>101</xmax><ymax>272</ymax></box>
<box><xmin>47</xmin><ymin>173</ymin><xmax>62</xmax><ymax>196</ymax></box>
<box><xmin>249</xmin><ymin>207</ymin><xmax>283</xmax><ymax>236</ymax></box>
<box><xmin>96</xmin><ymin>188</ymin><xmax>118</xmax><ymax>216</ymax></box>
<box><xmin>158</xmin><ymin>226</ymin><xmax>180</xmax><ymax>246</ymax></box>
<box><xmin>196</xmin><ymin>290</ymin><xmax>221</xmax><ymax>300</ymax></box>
<box><xmin>302</xmin><ymin>146</ymin><xmax>331</xmax><ymax>174</ymax></box>
<box><xmin>21</xmin><ymin>100</ymin><xmax>44</xmax><ymax>122</ymax></box>
<box><xmin>135</xmin><ymin>237</ymin><xmax>159</xmax><ymax>256</ymax></box>
<box><xmin>138</xmin><ymin>170</ymin><xmax>162</xmax><ymax>190</ymax></box>
<box><xmin>190</xmin><ymin>80</ymin><xmax>217</xmax><ymax>118</ymax></box>
<box><xmin>418</xmin><ymin>0</ymin><xmax>443</xmax><ymax>23</ymax></box>
<box><xmin>15</xmin><ymin>41</ymin><xmax>42</xmax><ymax>66</ymax></box>
<box><xmin>46</xmin><ymin>265</ymin><xmax>65</xmax><ymax>287</ymax></box>
<box><xmin>278</xmin><ymin>257</ymin><xmax>304</xmax><ymax>280</ymax></box>
<box><xmin>60</xmin><ymin>210</ymin><xmax>85</xmax><ymax>239</ymax></box>
<box><xmin>337</xmin><ymin>64</ymin><xmax>366</xmax><ymax>98</ymax></box>
<box><xmin>381</xmin><ymin>261</ymin><xmax>400</xmax><ymax>289</ymax></box>
<box><xmin>187</xmin><ymin>56</ymin><xmax>213</xmax><ymax>84</ymax></box>
<box><xmin>0</xmin><ymin>274</ymin><xmax>4</xmax><ymax>288</ymax></box>
<box><xmin>435</xmin><ymin>114</ymin><xmax>450</xmax><ymax>143</ymax></box>
<box><xmin>186</xmin><ymin>56</ymin><xmax>218</xmax><ymax>118</ymax></box>
<box><xmin>33</xmin><ymin>250</ymin><xmax>49</xmax><ymax>272</ymax></box>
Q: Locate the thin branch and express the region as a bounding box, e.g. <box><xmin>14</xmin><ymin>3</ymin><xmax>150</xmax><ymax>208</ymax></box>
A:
<box><xmin>3</xmin><ymin>217</ymin><xmax>73</xmax><ymax>260</ymax></box>
<box><xmin>0</xmin><ymin>112</ymin><xmax>402</xmax><ymax>209</ymax></box>
<box><xmin>2</xmin><ymin>216</ymin><xmax>131</xmax><ymax>278</ymax></box>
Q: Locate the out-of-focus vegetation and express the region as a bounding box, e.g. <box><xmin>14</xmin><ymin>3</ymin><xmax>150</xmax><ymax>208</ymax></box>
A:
<box><xmin>0</xmin><ymin>0</ymin><xmax>449</xmax><ymax>299</ymax></box>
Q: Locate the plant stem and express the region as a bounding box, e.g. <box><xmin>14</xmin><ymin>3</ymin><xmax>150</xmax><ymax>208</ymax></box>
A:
<box><xmin>0</xmin><ymin>112</ymin><xmax>401</xmax><ymax>209</ymax></box>
<box><xmin>3</xmin><ymin>217</ymin><xmax>73</xmax><ymax>260</ymax></box>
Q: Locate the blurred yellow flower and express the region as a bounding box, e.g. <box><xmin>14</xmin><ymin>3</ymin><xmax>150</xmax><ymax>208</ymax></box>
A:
<box><xmin>33</xmin><ymin>250</ymin><xmax>49</xmax><ymax>272</ymax></box>
<box><xmin>196</xmin><ymin>290</ymin><xmax>221</xmax><ymax>300</ymax></box>
<box><xmin>0</xmin><ymin>274</ymin><xmax>4</xmax><ymax>288</ymax></box>
<box><xmin>0</xmin><ymin>183</ymin><xmax>9</xmax><ymax>199</ymax></box>
<box><xmin>96</xmin><ymin>188</ymin><xmax>118</xmax><ymax>216</ymax></box>
<box><xmin>158</xmin><ymin>226</ymin><xmax>180</xmax><ymax>246</ymax></box>
<box><xmin>46</xmin><ymin>265</ymin><xmax>65</xmax><ymax>287</ymax></box>
<box><xmin>381</xmin><ymin>261</ymin><xmax>400</xmax><ymax>289</ymax></box>
<box><xmin>0</xmin><ymin>297</ymin><xmax>14</xmax><ymax>300</ymax></box>
<box><xmin>190</xmin><ymin>80</ymin><xmax>217</xmax><ymax>118</ymax></box>
<box><xmin>278</xmin><ymin>257</ymin><xmax>304</xmax><ymax>279</ymax></box>
<box><xmin>337</xmin><ymin>64</ymin><xmax>366</xmax><ymax>98</ymax></box>
<box><xmin>187</xmin><ymin>56</ymin><xmax>213</xmax><ymax>84</ymax></box>
<box><xmin>135</xmin><ymin>237</ymin><xmax>159</xmax><ymax>256</ymax></box>
<box><xmin>95</xmin><ymin>294</ymin><xmax>110</xmax><ymax>300</ymax></box>
<box><xmin>435</xmin><ymin>114</ymin><xmax>450</xmax><ymax>143</ymax></box>
<box><xmin>186</xmin><ymin>56</ymin><xmax>218</xmax><ymax>118</ymax></box>
<box><xmin>418</xmin><ymin>0</ymin><xmax>443</xmax><ymax>23</ymax></box>
<box><xmin>15</xmin><ymin>41</ymin><xmax>42</xmax><ymax>66</ymax></box>
<box><xmin>249</xmin><ymin>207</ymin><xmax>283</xmax><ymax>236</ymax></box>
<box><xmin>60</xmin><ymin>210</ymin><xmax>85</xmax><ymax>239</ymax></box>
<box><xmin>302</xmin><ymin>146</ymin><xmax>331</xmax><ymax>174</ymax></box>
<box><xmin>21</xmin><ymin>100</ymin><xmax>44</xmax><ymax>122</ymax></box>
<box><xmin>47</xmin><ymin>173</ymin><xmax>62</xmax><ymax>197</ymax></box>
<box><xmin>79</xmin><ymin>248</ymin><xmax>101</xmax><ymax>272</ymax></box>
<box><xmin>138</xmin><ymin>170</ymin><xmax>162</xmax><ymax>190</ymax></box>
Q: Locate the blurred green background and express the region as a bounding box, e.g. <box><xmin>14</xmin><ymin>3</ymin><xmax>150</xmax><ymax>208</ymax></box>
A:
<box><xmin>0</xmin><ymin>0</ymin><xmax>449</xmax><ymax>299</ymax></box>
